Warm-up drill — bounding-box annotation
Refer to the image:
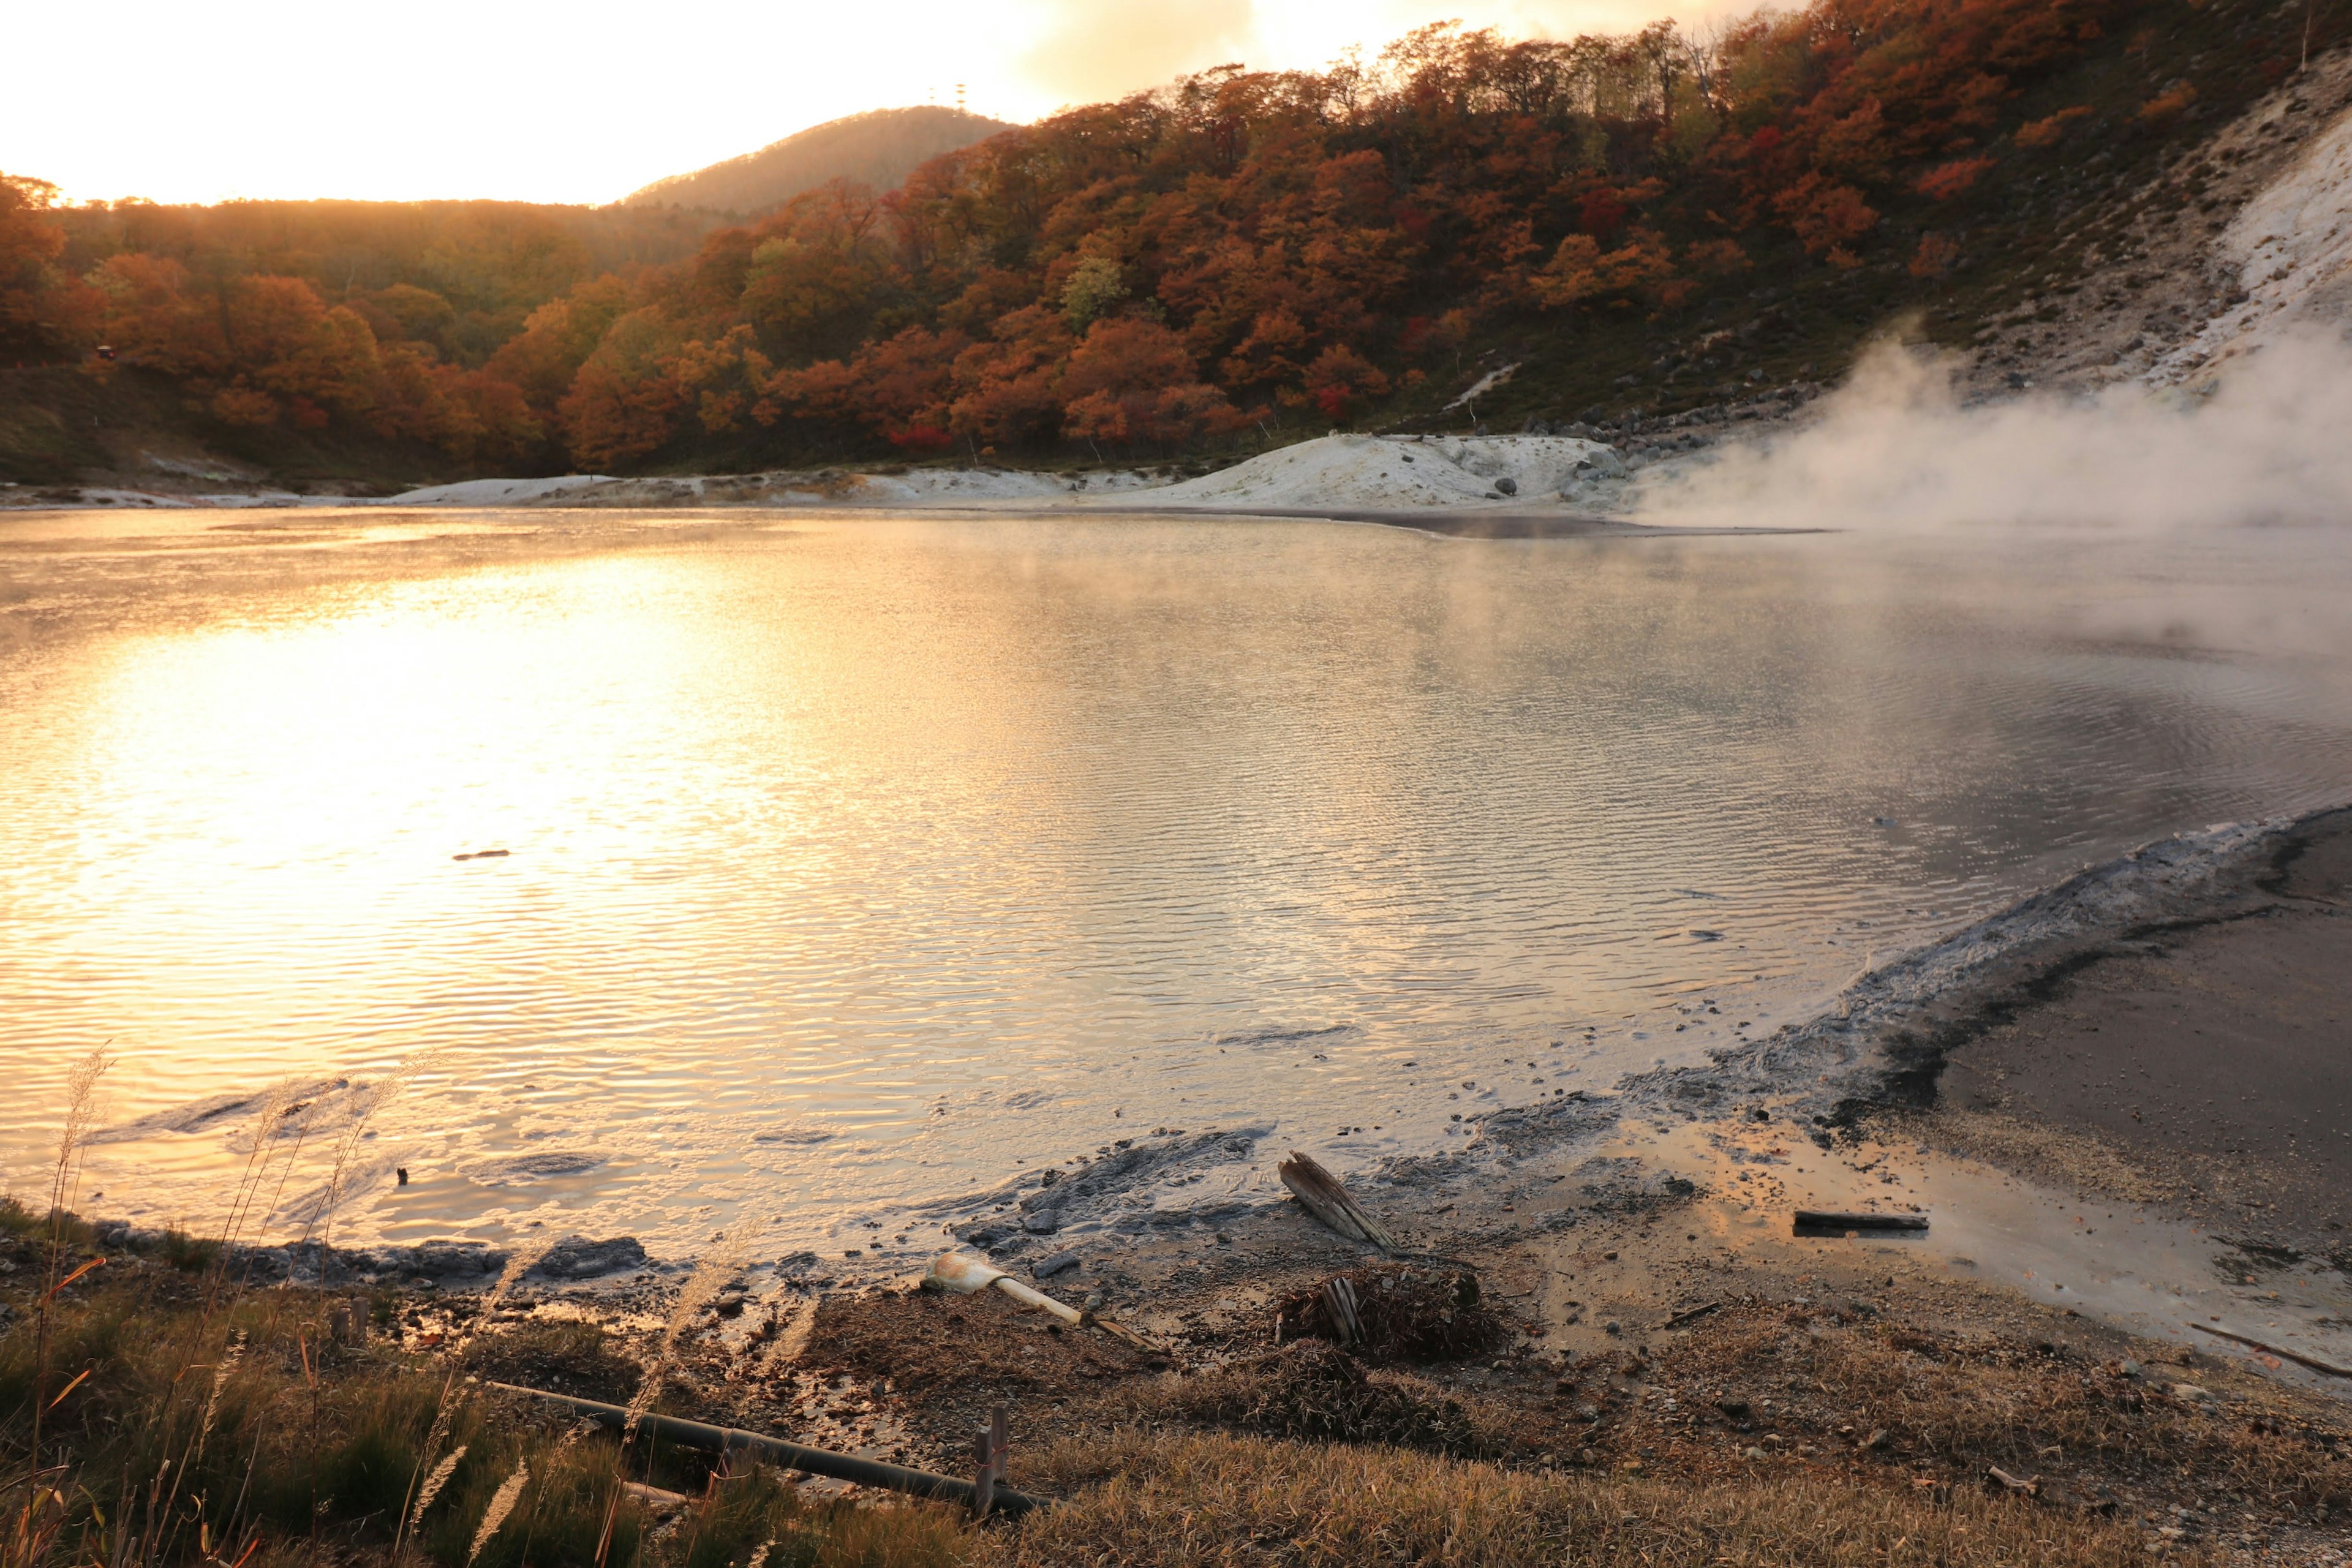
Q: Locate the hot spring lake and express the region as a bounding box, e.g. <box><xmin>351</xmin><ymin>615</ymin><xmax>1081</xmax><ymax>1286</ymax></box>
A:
<box><xmin>5</xmin><ymin>506</ymin><xmax>2351</xmax><ymax>1261</ymax></box>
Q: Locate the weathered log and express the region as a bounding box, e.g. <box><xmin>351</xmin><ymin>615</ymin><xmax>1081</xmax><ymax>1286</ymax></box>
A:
<box><xmin>1985</xmin><ymin>1465</ymin><xmax>2040</xmax><ymax>1496</ymax></box>
<box><xmin>924</xmin><ymin>1251</ymin><xmax>1156</xmax><ymax>1349</ymax></box>
<box><xmin>1792</xmin><ymin>1211</ymin><xmax>1929</xmax><ymax>1233</ymax></box>
<box><xmin>2190</xmin><ymin>1322</ymin><xmax>2352</xmax><ymax>1378</ymax></box>
<box><xmin>1279</xmin><ymin>1152</ymin><xmax>1399</xmax><ymax>1251</ymax></box>
<box><xmin>488</xmin><ymin>1382</ymin><xmax>1047</xmax><ymax>1517</ymax></box>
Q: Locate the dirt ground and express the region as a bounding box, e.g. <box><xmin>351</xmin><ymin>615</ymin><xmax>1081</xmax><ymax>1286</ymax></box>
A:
<box><xmin>507</xmin><ymin>1101</ymin><xmax>2350</xmax><ymax>1562</ymax></box>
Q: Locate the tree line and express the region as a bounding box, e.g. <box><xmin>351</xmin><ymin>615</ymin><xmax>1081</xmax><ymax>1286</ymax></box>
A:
<box><xmin>1</xmin><ymin>0</ymin><xmax>2242</xmax><ymax>472</ymax></box>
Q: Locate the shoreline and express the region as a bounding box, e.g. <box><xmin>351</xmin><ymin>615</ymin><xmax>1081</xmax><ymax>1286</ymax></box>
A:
<box><xmin>34</xmin><ymin>807</ymin><xmax>2351</xmax><ymax>1340</ymax></box>
<box><xmin>13</xmin><ymin>807</ymin><xmax>2352</xmax><ymax>1563</ymax></box>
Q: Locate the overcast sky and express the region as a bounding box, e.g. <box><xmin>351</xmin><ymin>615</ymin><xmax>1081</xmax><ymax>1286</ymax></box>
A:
<box><xmin>7</xmin><ymin>0</ymin><xmax>1745</xmax><ymax>206</ymax></box>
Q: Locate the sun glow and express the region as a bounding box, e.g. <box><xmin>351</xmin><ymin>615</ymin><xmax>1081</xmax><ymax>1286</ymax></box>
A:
<box><xmin>7</xmin><ymin>0</ymin><xmax>1753</xmax><ymax>206</ymax></box>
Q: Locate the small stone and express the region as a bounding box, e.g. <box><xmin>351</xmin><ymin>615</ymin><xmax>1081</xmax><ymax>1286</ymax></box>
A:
<box><xmin>1032</xmin><ymin>1250</ymin><xmax>1081</xmax><ymax>1279</ymax></box>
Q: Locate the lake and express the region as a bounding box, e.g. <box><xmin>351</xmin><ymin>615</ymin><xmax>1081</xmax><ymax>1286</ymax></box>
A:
<box><xmin>4</xmin><ymin>506</ymin><xmax>2348</xmax><ymax>1261</ymax></box>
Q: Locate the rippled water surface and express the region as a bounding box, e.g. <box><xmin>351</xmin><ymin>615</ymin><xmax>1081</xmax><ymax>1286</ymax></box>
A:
<box><xmin>4</xmin><ymin>507</ymin><xmax>2350</xmax><ymax>1257</ymax></box>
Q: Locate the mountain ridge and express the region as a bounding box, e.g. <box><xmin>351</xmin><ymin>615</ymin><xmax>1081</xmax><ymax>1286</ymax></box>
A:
<box><xmin>623</xmin><ymin>106</ymin><xmax>1011</xmax><ymax>214</ymax></box>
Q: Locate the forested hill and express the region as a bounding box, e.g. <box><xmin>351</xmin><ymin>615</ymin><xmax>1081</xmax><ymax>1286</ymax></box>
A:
<box><xmin>625</xmin><ymin>108</ymin><xmax>1012</xmax><ymax>216</ymax></box>
<box><xmin>3</xmin><ymin>0</ymin><xmax>2347</xmax><ymax>488</ymax></box>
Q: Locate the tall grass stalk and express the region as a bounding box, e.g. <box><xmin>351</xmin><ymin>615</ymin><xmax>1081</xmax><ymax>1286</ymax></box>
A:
<box><xmin>192</xmin><ymin>1330</ymin><xmax>245</xmax><ymax>1466</ymax></box>
<box><xmin>303</xmin><ymin>1050</ymin><xmax>441</xmax><ymax>1271</ymax></box>
<box><xmin>200</xmin><ymin>1080</ymin><xmax>303</xmax><ymax>1308</ymax></box>
<box><xmin>391</xmin><ymin>1240</ymin><xmax>550</xmax><ymax>1566</ymax></box>
<box><xmin>30</xmin><ymin>1047</ymin><xmax>111</xmax><ymax>1472</ymax></box>
<box><xmin>409</xmin><ymin>1445</ymin><xmax>469</xmax><ymax>1534</ymax></box>
<box><xmin>622</xmin><ymin>1221</ymin><xmax>760</xmax><ymax>1448</ymax></box>
<box><xmin>592</xmin><ymin>1218</ymin><xmax>761</xmax><ymax>1568</ymax></box>
<box><xmin>465</xmin><ymin>1460</ymin><xmax>530</xmax><ymax>1567</ymax></box>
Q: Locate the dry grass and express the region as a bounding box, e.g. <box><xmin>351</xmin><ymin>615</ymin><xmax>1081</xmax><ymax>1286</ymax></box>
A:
<box><xmin>1583</xmin><ymin>1302</ymin><xmax>2352</xmax><ymax>1512</ymax></box>
<box><xmin>985</xmin><ymin>1429</ymin><xmax>2187</xmax><ymax>1568</ymax></box>
<box><xmin>0</xmin><ymin>1221</ymin><xmax>962</xmax><ymax>1568</ymax></box>
<box><xmin>15</xmin><ymin>1194</ymin><xmax>2346</xmax><ymax>1568</ymax></box>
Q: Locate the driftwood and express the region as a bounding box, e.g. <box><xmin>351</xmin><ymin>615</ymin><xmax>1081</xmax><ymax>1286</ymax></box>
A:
<box><xmin>1793</xmin><ymin>1211</ymin><xmax>1929</xmax><ymax>1234</ymax></box>
<box><xmin>1272</xmin><ymin>1267</ymin><xmax>1505</xmax><ymax>1360</ymax></box>
<box><xmin>491</xmin><ymin>1382</ymin><xmax>1047</xmax><ymax>1517</ymax></box>
<box><xmin>1321</xmin><ymin>1277</ymin><xmax>1363</xmax><ymax>1344</ymax></box>
<box><xmin>1279</xmin><ymin>1152</ymin><xmax>1399</xmax><ymax>1251</ymax></box>
<box><xmin>1985</xmin><ymin>1466</ymin><xmax>2040</xmax><ymax>1496</ymax></box>
<box><xmin>927</xmin><ymin>1251</ymin><xmax>1082</xmax><ymax>1322</ymax></box>
<box><xmin>2190</xmin><ymin>1322</ymin><xmax>2352</xmax><ymax>1378</ymax></box>
<box><xmin>924</xmin><ymin>1251</ymin><xmax>1157</xmax><ymax>1349</ymax></box>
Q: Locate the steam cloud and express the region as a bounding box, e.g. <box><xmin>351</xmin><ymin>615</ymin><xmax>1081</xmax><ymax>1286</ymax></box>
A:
<box><xmin>1637</xmin><ymin>331</ymin><xmax>2352</xmax><ymax>532</ymax></box>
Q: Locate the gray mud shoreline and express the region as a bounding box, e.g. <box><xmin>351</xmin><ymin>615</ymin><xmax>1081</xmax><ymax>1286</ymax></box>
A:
<box><xmin>54</xmin><ymin>803</ymin><xmax>2352</xmax><ymax>1413</ymax></box>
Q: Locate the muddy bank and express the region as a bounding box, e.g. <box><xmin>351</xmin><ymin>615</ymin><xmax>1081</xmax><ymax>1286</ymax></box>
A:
<box><xmin>1925</xmin><ymin>806</ymin><xmax>2352</xmax><ymax>1263</ymax></box>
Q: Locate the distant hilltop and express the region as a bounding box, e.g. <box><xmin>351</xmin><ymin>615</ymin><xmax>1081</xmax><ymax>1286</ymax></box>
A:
<box><xmin>624</xmin><ymin>106</ymin><xmax>1011</xmax><ymax>214</ymax></box>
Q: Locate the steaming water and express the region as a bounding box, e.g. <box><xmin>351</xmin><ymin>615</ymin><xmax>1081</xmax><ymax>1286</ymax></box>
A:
<box><xmin>4</xmin><ymin>506</ymin><xmax>2350</xmax><ymax>1261</ymax></box>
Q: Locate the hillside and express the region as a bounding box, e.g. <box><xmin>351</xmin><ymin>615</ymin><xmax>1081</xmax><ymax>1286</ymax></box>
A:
<box><xmin>6</xmin><ymin>0</ymin><xmax>2352</xmax><ymax>490</ymax></box>
<box><xmin>622</xmin><ymin>107</ymin><xmax>1011</xmax><ymax>215</ymax></box>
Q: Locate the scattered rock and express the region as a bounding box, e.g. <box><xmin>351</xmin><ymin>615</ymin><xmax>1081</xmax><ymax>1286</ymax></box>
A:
<box><xmin>532</xmin><ymin>1235</ymin><xmax>649</xmax><ymax>1280</ymax></box>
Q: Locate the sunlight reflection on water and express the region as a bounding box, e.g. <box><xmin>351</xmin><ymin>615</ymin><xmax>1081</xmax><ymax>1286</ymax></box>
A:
<box><xmin>4</xmin><ymin>507</ymin><xmax>2349</xmax><ymax>1257</ymax></box>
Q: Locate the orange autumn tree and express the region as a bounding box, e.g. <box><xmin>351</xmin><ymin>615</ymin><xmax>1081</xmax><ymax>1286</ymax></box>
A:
<box><xmin>1</xmin><ymin>173</ymin><xmax>100</xmax><ymax>360</ymax></box>
<box><xmin>1059</xmin><ymin>317</ymin><xmax>1245</xmax><ymax>450</ymax></box>
<box><xmin>4</xmin><ymin>0</ymin><xmax>2198</xmax><ymax>470</ymax></box>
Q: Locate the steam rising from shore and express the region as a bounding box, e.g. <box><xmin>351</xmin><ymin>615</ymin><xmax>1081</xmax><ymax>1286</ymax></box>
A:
<box><xmin>1639</xmin><ymin>333</ymin><xmax>2352</xmax><ymax>532</ymax></box>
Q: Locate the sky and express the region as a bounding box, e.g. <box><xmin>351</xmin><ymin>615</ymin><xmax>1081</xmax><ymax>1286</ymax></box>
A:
<box><xmin>6</xmin><ymin>0</ymin><xmax>1746</xmax><ymax>208</ymax></box>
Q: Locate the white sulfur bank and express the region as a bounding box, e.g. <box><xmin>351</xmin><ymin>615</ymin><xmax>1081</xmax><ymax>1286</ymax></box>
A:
<box><xmin>1137</xmin><ymin>433</ymin><xmax>1628</xmax><ymax>510</ymax></box>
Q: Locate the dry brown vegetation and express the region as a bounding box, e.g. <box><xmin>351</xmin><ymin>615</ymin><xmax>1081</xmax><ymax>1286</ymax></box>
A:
<box><xmin>985</xmin><ymin>1430</ymin><xmax>2182</xmax><ymax>1568</ymax></box>
<box><xmin>1546</xmin><ymin>1301</ymin><xmax>2352</xmax><ymax>1512</ymax></box>
<box><xmin>0</xmin><ymin>1199</ymin><xmax>963</xmax><ymax>1568</ymax></box>
<box><xmin>13</xmin><ymin>1194</ymin><xmax>2350</xmax><ymax>1568</ymax></box>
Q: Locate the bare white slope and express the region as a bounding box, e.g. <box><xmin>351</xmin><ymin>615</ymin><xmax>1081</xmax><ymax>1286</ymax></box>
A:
<box><xmin>2154</xmin><ymin>96</ymin><xmax>2352</xmax><ymax>382</ymax></box>
<box><xmin>369</xmin><ymin>437</ymin><xmax>1635</xmax><ymax>514</ymax></box>
<box><xmin>385</xmin><ymin>475</ymin><xmax>617</xmax><ymax>505</ymax></box>
<box><xmin>1139</xmin><ymin>434</ymin><xmax>1626</xmax><ymax>510</ymax></box>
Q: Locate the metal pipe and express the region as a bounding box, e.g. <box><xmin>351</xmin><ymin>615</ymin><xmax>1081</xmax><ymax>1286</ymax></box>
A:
<box><xmin>486</xmin><ymin>1382</ymin><xmax>1048</xmax><ymax>1518</ymax></box>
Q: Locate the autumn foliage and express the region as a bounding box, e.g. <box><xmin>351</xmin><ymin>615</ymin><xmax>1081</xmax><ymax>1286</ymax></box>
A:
<box><xmin>7</xmin><ymin>0</ymin><xmax>2143</xmax><ymax>469</ymax></box>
